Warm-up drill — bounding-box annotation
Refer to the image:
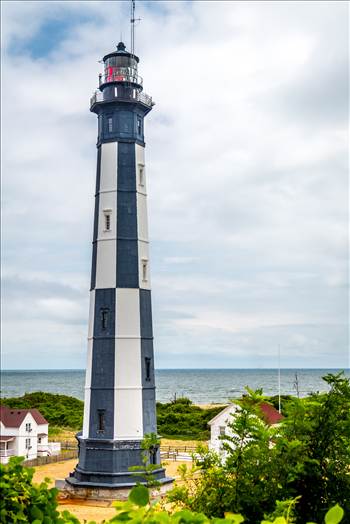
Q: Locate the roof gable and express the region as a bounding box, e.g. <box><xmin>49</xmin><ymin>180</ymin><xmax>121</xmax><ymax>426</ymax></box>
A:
<box><xmin>208</xmin><ymin>404</ymin><xmax>237</xmax><ymax>425</ymax></box>
<box><xmin>0</xmin><ymin>405</ymin><xmax>48</xmax><ymax>428</ymax></box>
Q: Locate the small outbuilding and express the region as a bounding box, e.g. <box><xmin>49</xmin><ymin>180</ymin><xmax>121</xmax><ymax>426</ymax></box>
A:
<box><xmin>208</xmin><ymin>401</ymin><xmax>283</xmax><ymax>456</ymax></box>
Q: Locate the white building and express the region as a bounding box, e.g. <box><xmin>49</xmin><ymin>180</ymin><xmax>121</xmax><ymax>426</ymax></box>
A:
<box><xmin>0</xmin><ymin>405</ymin><xmax>59</xmax><ymax>464</ymax></box>
<box><xmin>208</xmin><ymin>402</ymin><xmax>283</xmax><ymax>456</ymax></box>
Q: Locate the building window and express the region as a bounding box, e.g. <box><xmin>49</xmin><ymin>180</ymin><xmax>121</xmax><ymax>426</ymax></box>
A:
<box><xmin>38</xmin><ymin>437</ymin><xmax>42</xmax><ymax>444</ymax></box>
<box><xmin>108</xmin><ymin>117</ymin><xmax>113</xmax><ymax>132</ymax></box>
<box><xmin>219</xmin><ymin>426</ymin><xmax>226</xmax><ymax>436</ymax></box>
<box><xmin>115</xmin><ymin>87</ymin><xmax>118</xmax><ymax>97</ymax></box>
<box><xmin>25</xmin><ymin>423</ymin><xmax>31</xmax><ymax>432</ymax></box>
<box><xmin>101</xmin><ymin>308</ymin><xmax>109</xmax><ymax>330</ymax></box>
<box><xmin>137</xmin><ymin>117</ymin><xmax>142</xmax><ymax>135</ymax></box>
<box><xmin>98</xmin><ymin>410</ymin><xmax>105</xmax><ymax>432</ymax></box>
<box><xmin>145</xmin><ymin>357</ymin><xmax>151</xmax><ymax>381</ymax></box>
<box><xmin>139</xmin><ymin>165</ymin><xmax>145</xmax><ymax>187</ymax></box>
<box><xmin>25</xmin><ymin>438</ymin><xmax>31</xmax><ymax>449</ymax></box>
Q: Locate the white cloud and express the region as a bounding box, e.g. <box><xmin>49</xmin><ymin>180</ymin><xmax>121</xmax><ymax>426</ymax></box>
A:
<box><xmin>1</xmin><ymin>0</ymin><xmax>349</xmax><ymax>369</ymax></box>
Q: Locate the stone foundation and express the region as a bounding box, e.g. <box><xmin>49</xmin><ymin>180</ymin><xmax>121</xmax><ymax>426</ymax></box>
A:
<box><xmin>56</xmin><ymin>477</ymin><xmax>174</xmax><ymax>502</ymax></box>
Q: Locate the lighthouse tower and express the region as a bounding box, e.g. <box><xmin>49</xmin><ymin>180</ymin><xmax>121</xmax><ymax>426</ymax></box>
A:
<box><xmin>67</xmin><ymin>42</ymin><xmax>170</xmax><ymax>489</ymax></box>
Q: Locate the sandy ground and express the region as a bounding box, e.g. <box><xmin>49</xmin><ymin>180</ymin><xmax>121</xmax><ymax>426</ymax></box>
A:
<box><xmin>33</xmin><ymin>458</ymin><xmax>186</xmax><ymax>523</ymax></box>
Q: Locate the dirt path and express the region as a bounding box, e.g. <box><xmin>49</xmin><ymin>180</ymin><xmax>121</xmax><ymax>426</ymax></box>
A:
<box><xmin>33</xmin><ymin>458</ymin><xmax>186</xmax><ymax>523</ymax></box>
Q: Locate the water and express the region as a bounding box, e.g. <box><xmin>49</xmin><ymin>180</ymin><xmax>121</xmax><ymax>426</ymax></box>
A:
<box><xmin>1</xmin><ymin>369</ymin><xmax>348</xmax><ymax>403</ymax></box>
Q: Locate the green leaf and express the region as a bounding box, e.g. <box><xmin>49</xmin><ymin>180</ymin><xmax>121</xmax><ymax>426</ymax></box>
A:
<box><xmin>31</xmin><ymin>506</ymin><xmax>44</xmax><ymax>520</ymax></box>
<box><xmin>128</xmin><ymin>484</ymin><xmax>149</xmax><ymax>507</ymax></box>
<box><xmin>325</xmin><ymin>505</ymin><xmax>344</xmax><ymax>524</ymax></box>
<box><xmin>224</xmin><ymin>513</ymin><xmax>245</xmax><ymax>524</ymax></box>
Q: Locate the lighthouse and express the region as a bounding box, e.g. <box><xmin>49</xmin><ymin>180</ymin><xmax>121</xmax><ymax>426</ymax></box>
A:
<box><xmin>66</xmin><ymin>41</ymin><xmax>171</xmax><ymax>490</ymax></box>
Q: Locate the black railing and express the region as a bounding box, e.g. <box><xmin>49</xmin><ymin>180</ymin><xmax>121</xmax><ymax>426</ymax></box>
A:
<box><xmin>90</xmin><ymin>90</ymin><xmax>153</xmax><ymax>109</ymax></box>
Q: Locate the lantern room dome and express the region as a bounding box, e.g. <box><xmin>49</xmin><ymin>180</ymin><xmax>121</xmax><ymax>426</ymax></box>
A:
<box><xmin>102</xmin><ymin>41</ymin><xmax>140</xmax><ymax>64</ymax></box>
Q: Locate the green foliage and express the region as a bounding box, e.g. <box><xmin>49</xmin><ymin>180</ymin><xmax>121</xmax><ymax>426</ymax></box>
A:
<box><xmin>167</xmin><ymin>373</ymin><xmax>350</xmax><ymax>524</ymax></box>
<box><xmin>1</xmin><ymin>392</ymin><xmax>84</xmax><ymax>430</ymax></box>
<box><xmin>129</xmin><ymin>433</ymin><xmax>162</xmax><ymax>488</ymax></box>
<box><xmin>0</xmin><ymin>456</ymin><xmax>79</xmax><ymax>524</ymax></box>
<box><xmin>156</xmin><ymin>398</ymin><xmax>223</xmax><ymax>440</ymax></box>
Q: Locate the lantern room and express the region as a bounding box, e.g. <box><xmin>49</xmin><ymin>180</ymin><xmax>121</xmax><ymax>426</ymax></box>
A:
<box><xmin>100</xmin><ymin>41</ymin><xmax>143</xmax><ymax>88</ymax></box>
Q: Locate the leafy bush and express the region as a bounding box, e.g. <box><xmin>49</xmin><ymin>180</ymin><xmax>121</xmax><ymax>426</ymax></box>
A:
<box><xmin>1</xmin><ymin>392</ymin><xmax>84</xmax><ymax>430</ymax></box>
<box><xmin>157</xmin><ymin>398</ymin><xmax>222</xmax><ymax>440</ymax></box>
<box><xmin>167</xmin><ymin>373</ymin><xmax>350</xmax><ymax>524</ymax></box>
<box><xmin>0</xmin><ymin>456</ymin><xmax>79</xmax><ymax>524</ymax></box>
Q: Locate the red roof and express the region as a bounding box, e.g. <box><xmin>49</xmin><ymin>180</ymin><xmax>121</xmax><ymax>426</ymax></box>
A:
<box><xmin>0</xmin><ymin>435</ymin><xmax>15</xmax><ymax>441</ymax></box>
<box><xmin>259</xmin><ymin>402</ymin><xmax>283</xmax><ymax>425</ymax></box>
<box><xmin>0</xmin><ymin>406</ymin><xmax>48</xmax><ymax>428</ymax></box>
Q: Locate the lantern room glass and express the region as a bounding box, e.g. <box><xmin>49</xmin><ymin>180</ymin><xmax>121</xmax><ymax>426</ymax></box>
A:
<box><xmin>104</xmin><ymin>55</ymin><xmax>139</xmax><ymax>84</ymax></box>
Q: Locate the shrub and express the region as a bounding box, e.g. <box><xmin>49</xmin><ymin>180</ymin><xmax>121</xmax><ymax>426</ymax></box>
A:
<box><xmin>0</xmin><ymin>456</ymin><xmax>79</xmax><ymax>523</ymax></box>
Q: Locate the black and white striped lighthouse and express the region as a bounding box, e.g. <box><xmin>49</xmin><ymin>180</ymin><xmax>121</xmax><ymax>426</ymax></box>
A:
<box><xmin>67</xmin><ymin>41</ymin><xmax>171</xmax><ymax>489</ymax></box>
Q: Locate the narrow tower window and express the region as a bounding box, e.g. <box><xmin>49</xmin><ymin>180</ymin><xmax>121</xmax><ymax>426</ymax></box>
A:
<box><xmin>103</xmin><ymin>209</ymin><xmax>112</xmax><ymax>232</ymax></box>
<box><xmin>142</xmin><ymin>259</ymin><xmax>148</xmax><ymax>282</ymax></box>
<box><xmin>108</xmin><ymin>117</ymin><xmax>113</xmax><ymax>132</ymax></box>
<box><xmin>139</xmin><ymin>165</ymin><xmax>144</xmax><ymax>186</ymax></box>
<box><xmin>97</xmin><ymin>410</ymin><xmax>105</xmax><ymax>432</ymax></box>
<box><xmin>145</xmin><ymin>357</ymin><xmax>151</xmax><ymax>381</ymax></box>
<box><xmin>101</xmin><ymin>308</ymin><xmax>109</xmax><ymax>330</ymax></box>
<box><xmin>150</xmin><ymin>447</ymin><xmax>157</xmax><ymax>464</ymax></box>
<box><xmin>137</xmin><ymin>117</ymin><xmax>142</xmax><ymax>135</ymax></box>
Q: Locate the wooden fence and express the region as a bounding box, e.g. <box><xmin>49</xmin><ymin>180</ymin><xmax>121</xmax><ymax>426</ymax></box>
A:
<box><xmin>28</xmin><ymin>443</ymin><xmax>197</xmax><ymax>466</ymax></box>
<box><xmin>24</xmin><ymin>449</ymin><xmax>78</xmax><ymax>468</ymax></box>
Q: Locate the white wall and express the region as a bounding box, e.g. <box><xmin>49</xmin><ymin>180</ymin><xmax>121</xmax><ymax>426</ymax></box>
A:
<box><xmin>17</xmin><ymin>413</ymin><xmax>38</xmax><ymax>460</ymax></box>
<box><xmin>209</xmin><ymin>405</ymin><xmax>238</xmax><ymax>455</ymax></box>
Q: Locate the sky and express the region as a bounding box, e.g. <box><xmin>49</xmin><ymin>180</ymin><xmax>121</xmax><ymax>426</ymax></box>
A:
<box><xmin>1</xmin><ymin>0</ymin><xmax>349</xmax><ymax>370</ymax></box>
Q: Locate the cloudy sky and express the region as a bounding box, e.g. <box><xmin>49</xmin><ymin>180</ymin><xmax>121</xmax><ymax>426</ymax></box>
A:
<box><xmin>2</xmin><ymin>1</ymin><xmax>349</xmax><ymax>370</ymax></box>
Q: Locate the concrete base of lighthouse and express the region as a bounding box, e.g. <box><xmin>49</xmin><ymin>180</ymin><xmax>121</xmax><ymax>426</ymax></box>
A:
<box><xmin>56</xmin><ymin>478</ymin><xmax>174</xmax><ymax>502</ymax></box>
<box><xmin>61</xmin><ymin>433</ymin><xmax>173</xmax><ymax>500</ymax></box>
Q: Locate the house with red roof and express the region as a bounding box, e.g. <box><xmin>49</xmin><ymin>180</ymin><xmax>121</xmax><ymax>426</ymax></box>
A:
<box><xmin>208</xmin><ymin>401</ymin><xmax>283</xmax><ymax>456</ymax></box>
<box><xmin>0</xmin><ymin>405</ymin><xmax>51</xmax><ymax>463</ymax></box>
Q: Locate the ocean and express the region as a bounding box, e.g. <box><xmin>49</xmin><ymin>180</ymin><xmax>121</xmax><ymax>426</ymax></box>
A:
<box><xmin>1</xmin><ymin>369</ymin><xmax>348</xmax><ymax>403</ymax></box>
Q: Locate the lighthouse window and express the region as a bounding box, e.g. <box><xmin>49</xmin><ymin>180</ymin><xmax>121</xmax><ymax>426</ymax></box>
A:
<box><xmin>139</xmin><ymin>166</ymin><xmax>144</xmax><ymax>186</ymax></box>
<box><xmin>97</xmin><ymin>410</ymin><xmax>105</xmax><ymax>432</ymax></box>
<box><xmin>105</xmin><ymin>213</ymin><xmax>111</xmax><ymax>231</ymax></box>
<box><xmin>145</xmin><ymin>357</ymin><xmax>151</xmax><ymax>381</ymax></box>
<box><xmin>101</xmin><ymin>308</ymin><xmax>109</xmax><ymax>329</ymax></box>
<box><xmin>108</xmin><ymin>117</ymin><xmax>113</xmax><ymax>132</ymax></box>
<box><xmin>142</xmin><ymin>259</ymin><xmax>148</xmax><ymax>282</ymax></box>
<box><xmin>137</xmin><ymin>117</ymin><xmax>142</xmax><ymax>135</ymax></box>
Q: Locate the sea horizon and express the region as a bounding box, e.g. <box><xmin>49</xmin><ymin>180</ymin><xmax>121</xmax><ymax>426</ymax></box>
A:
<box><xmin>2</xmin><ymin>368</ymin><xmax>349</xmax><ymax>404</ymax></box>
<box><xmin>2</xmin><ymin>367</ymin><xmax>348</xmax><ymax>372</ymax></box>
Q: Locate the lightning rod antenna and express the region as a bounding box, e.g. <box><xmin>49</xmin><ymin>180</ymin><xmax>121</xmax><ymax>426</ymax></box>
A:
<box><xmin>130</xmin><ymin>0</ymin><xmax>135</xmax><ymax>57</ymax></box>
<box><xmin>130</xmin><ymin>0</ymin><xmax>141</xmax><ymax>57</ymax></box>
